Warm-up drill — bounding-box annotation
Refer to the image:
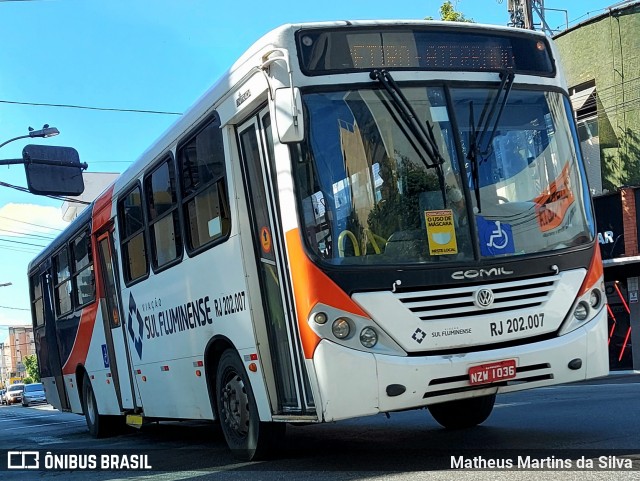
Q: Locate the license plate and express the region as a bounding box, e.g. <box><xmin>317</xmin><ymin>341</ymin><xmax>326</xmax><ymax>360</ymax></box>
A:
<box><xmin>469</xmin><ymin>359</ymin><xmax>517</xmax><ymax>386</ymax></box>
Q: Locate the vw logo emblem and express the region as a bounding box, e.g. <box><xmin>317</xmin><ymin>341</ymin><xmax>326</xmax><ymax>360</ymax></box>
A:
<box><xmin>474</xmin><ymin>288</ymin><xmax>494</xmax><ymax>309</ymax></box>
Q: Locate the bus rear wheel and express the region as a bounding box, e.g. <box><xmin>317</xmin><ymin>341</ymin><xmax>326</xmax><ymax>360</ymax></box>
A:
<box><xmin>428</xmin><ymin>394</ymin><xmax>496</xmax><ymax>429</ymax></box>
<box><xmin>216</xmin><ymin>350</ymin><xmax>284</xmax><ymax>460</ymax></box>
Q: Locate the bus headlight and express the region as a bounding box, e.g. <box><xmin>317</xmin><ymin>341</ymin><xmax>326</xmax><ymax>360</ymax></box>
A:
<box><xmin>332</xmin><ymin>318</ymin><xmax>351</xmax><ymax>339</ymax></box>
<box><xmin>559</xmin><ymin>271</ymin><xmax>605</xmax><ymax>336</ymax></box>
<box><xmin>314</xmin><ymin>312</ymin><xmax>328</xmax><ymax>325</ymax></box>
<box><xmin>360</xmin><ymin>327</ymin><xmax>378</xmax><ymax>348</ymax></box>
<box><xmin>589</xmin><ymin>289</ymin><xmax>602</xmax><ymax>309</ymax></box>
<box><xmin>307</xmin><ymin>303</ymin><xmax>407</xmax><ymax>356</ymax></box>
<box><xmin>573</xmin><ymin>301</ymin><xmax>589</xmax><ymax>321</ymax></box>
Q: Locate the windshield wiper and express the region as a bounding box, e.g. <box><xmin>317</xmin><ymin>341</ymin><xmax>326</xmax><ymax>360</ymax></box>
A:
<box><xmin>466</xmin><ymin>69</ymin><xmax>515</xmax><ymax>213</ymax></box>
<box><xmin>476</xmin><ymin>69</ymin><xmax>515</xmax><ymax>157</ymax></box>
<box><xmin>370</xmin><ymin>69</ymin><xmax>447</xmax><ymax>209</ymax></box>
<box><xmin>467</xmin><ymin>102</ymin><xmax>482</xmax><ymax>213</ymax></box>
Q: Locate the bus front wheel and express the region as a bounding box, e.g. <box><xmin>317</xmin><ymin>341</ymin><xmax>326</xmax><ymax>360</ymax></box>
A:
<box><xmin>215</xmin><ymin>349</ymin><xmax>284</xmax><ymax>460</ymax></box>
<box><xmin>428</xmin><ymin>394</ymin><xmax>496</xmax><ymax>429</ymax></box>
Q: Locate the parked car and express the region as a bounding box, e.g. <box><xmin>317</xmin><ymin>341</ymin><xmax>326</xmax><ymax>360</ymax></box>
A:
<box><xmin>0</xmin><ymin>389</ymin><xmax>6</xmax><ymax>405</ymax></box>
<box><xmin>5</xmin><ymin>383</ymin><xmax>24</xmax><ymax>405</ymax></box>
<box><xmin>22</xmin><ymin>382</ymin><xmax>47</xmax><ymax>407</ymax></box>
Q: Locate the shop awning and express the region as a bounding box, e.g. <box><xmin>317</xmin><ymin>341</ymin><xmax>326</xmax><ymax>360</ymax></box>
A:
<box><xmin>603</xmin><ymin>255</ymin><xmax>640</xmax><ymax>267</ymax></box>
<box><xmin>570</xmin><ymin>86</ymin><xmax>596</xmax><ymax>112</ymax></box>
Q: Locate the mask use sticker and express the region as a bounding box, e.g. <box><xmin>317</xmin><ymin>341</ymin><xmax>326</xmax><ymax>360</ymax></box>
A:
<box><xmin>425</xmin><ymin>209</ymin><xmax>458</xmax><ymax>255</ymax></box>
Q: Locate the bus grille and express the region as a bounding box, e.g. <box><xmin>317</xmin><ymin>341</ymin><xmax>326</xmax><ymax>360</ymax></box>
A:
<box><xmin>393</xmin><ymin>273</ymin><xmax>559</xmax><ymax>322</ymax></box>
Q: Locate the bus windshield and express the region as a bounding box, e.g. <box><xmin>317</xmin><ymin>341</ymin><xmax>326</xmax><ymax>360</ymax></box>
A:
<box><xmin>295</xmin><ymin>85</ymin><xmax>594</xmax><ymax>266</ymax></box>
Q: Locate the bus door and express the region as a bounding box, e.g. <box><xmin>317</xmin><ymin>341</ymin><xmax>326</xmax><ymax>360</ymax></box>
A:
<box><xmin>38</xmin><ymin>267</ymin><xmax>71</xmax><ymax>410</ymax></box>
<box><xmin>237</xmin><ymin>108</ymin><xmax>314</xmax><ymax>414</ymax></box>
<box><xmin>95</xmin><ymin>227</ymin><xmax>138</xmax><ymax>410</ymax></box>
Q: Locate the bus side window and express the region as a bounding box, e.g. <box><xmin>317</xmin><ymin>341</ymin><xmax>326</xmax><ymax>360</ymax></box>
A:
<box><xmin>71</xmin><ymin>229</ymin><xmax>95</xmax><ymax>307</ymax></box>
<box><xmin>30</xmin><ymin>272</ymin><xmax>45</xmax><ymax>327</ymax></box>
<box><xmin>177</xmin><ymin>114</ymin><xmax>231</xmax><ymax>253</ymax></box>
<box><xmin>53</xmin><ymin>247</ymin><xmax>72</xmax><ymax>317</ymax></box>
<box><xmin>118</xmin><ymin>184</ymin><xmax>149</xmax><ymax>284</ymax></box>
<box><xmin>144</xmin><ymin>156</ymin><xmax>182</xmax><ymax>270</ymax></box>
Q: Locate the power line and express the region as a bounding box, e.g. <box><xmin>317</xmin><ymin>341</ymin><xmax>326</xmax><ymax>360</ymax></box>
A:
<box><xmin>0</xmin><ymin>99</ymin><xmax>183</xmax><ymax>116</ymax></box>
<box><xmin>0</xmin><ymin>305</ymin><xmax>29</xmax><ymax>311</ymax></box>
<box><xmin>0</xmin><ymin>228</ymin><xmax>56</xmax><ymax>240</ymax></box>
<box><xmin>0</xmin><ymin>215</ymin><xmax>64</xmax><ymax>232</ymax></box>
<box><xmin>0</xmin><ymin>246</ymin><xmax>41</xmax><ymax>254</ymax></box>
<box><xmin>0</xmin><ymin>238</ymin><xmax>46</xmax><ymax>248</ymax></box>
<box><xmin>0</xmin><ymin>181</ymin><xmax>91</xmax><ymax>204</ymax></box>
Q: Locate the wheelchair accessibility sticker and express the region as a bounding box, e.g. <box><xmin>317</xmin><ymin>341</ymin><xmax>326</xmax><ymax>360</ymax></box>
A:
<box><xmin>477</xmin><ymin>217</ymin><xmax>515</xmax><ymax>256</ymax></box>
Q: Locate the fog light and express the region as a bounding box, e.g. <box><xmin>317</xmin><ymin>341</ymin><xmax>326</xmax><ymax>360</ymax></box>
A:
<box><xmin>332</xmin><ymin>318</ymin><xmax>351</xmax><ymax>339</ymax></box>
<box><xmin>574</xmin><ymin>301</ymin><xmax>589</xmax><ymax>321</ymax></box>
<box><xmin>360</xmin><ymin>327</ymin><xmax>378</xmax><ymax>348</ymax></box>
<box><xmin>314</xmin><ymin>312</ymin><xmax>328</xmax><ymax>325</ymax></box>
<box><xmin>589</xmin><ymin>289</ymin><xmax>601</xmax><ymax>309</ymax></box>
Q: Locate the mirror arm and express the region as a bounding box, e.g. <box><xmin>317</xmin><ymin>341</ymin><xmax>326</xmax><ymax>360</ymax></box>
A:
<box><xmin>0</xmin><ymin>158</ymin><xmax>88</xmax><ymax>169</ymax></box>
<box><xmin>261</xmin><ymin>48</ymin><xmax>298</xmax><ymax>128</ymax></box>
<box><xmin>0</xmin><ymin>158</ymin><xmax>25</xmax><ymax>167</ymax></box>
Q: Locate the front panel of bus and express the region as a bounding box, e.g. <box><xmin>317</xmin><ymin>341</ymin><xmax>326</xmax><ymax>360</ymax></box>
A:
<box><xmin>279</xmin><ymin>25</ymin><xmax>608</xmax><ymax>421</ymax></box>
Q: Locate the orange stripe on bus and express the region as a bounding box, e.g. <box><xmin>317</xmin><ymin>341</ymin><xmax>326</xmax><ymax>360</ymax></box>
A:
<box><xmin>92</xmin><ymin>184</ymin><xmax>115</xmax><ymax>233</ymax></box>
<box><xmin>62</xmin><ymin>302</ymin><xmax>98</xmax><ymax>375</ymax></box>
<box><xmin>285</xmin><ymin>228</ymin><xmax>368</xmax><ymax>359</ymax></box>
<box><xmin>577</xmin><ymin>243</ymin><xmax>603</xmax><ymax>297</ymax></box>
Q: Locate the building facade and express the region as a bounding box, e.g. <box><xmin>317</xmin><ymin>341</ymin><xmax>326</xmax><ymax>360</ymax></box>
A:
<box><xmin>554</xmin><ymin>2</ymin><xmax>640</xmax><ymax>371</ymax></box>
<box><xmin>554</xmin><ymin>1</ymin><xmax>640</xmax><ymax>194</ymax></box>
<box><xmin>0</xmin><ymin>326</ymin><xmax>35</xmax><ymax>387</ymax></box>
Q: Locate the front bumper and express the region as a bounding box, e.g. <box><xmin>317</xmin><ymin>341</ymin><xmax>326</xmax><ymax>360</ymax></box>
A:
<box><xmin>24</xmin><ymin>396</ymin><xmax>47</xmax><ymax>404</ymax></box>
<box><xmin>311</xmin><ymin>307</ymin><xmax>608</xmax><ymax>422</ymax></box>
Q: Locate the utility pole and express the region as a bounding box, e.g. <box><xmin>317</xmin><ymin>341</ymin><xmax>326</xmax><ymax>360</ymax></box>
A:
<box><xmin>0</xmin><ymin>342</ymin><xmax>5</xmax><ymax>389</ymax></box>
<box><xmin>507</xmin><ymin>0</ymin><xmax>556</xmax><ymax>36</ymax></box>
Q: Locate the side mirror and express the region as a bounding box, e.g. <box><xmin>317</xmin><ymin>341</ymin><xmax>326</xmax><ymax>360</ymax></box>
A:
<box><xmin>23</xmin><ymin>145</ymin><xmax>85</xmax><ymax>196</ymax></box>
<box><xmin>274</xmin><ymin>87</ymin><xmax>305</xmax><ymax>143</ymax></box>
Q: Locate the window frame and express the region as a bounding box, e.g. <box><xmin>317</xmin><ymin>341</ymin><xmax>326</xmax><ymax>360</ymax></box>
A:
<box><xmin>70</xmin><ymin>228</ymin><xmax>96</xmax><ymax>308</ymax></box>
<box><xmin>117</xmin><ymin>181</ymin><xmax>150</xmax><ymax>286</ymax></box>
<box><xmin>176</xmin><ymin>112</ymin><xmax>231</xmax><ymax>257</ymax></box>
<box><xmin>143</xmin><ymin>153</ymin><xmax>184</xmax><ymax>273</ymax></box>
<box><xmin>52</xmin><ymin>245</ymin><xmax>73</xmax><ymax>318</ymax></box>
<box><xmin>30</xmin><ymin>272</ymin><xmax>45</xmax><ymax>327</ymax></box>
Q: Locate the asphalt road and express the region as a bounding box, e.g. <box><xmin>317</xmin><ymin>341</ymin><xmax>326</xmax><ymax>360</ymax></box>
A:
<box><xmin>1</xmin><ymin>374</ymin><xmax>640</xmax><ymax>480</ymax></box>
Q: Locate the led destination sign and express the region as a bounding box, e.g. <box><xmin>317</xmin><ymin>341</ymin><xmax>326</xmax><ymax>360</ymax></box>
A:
<box><xmin>297</xmin><ymin>27</ymin><xmax>554</xmax><ymax>75</ymax></box>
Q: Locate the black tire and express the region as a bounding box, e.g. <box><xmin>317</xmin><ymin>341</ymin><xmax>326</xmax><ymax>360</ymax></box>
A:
<box><xmin>428</xmin><ymin>394</ymin><xmax>496</xmax><ymax>429</ymax></box>
<box><xmin>82</xmin><ymin>373</ymin><xmax>109</xmax><ymax>438</ymax></box>
<box><xmin>215</xmin><ymin>350</ymin><xmax>285</xmax><ymax>460</ymax></box>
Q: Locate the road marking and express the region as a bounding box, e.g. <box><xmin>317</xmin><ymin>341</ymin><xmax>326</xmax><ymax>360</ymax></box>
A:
<box><xmin>539</xmin><ymin>383</ymin><xmax>639</xmax><ymax>390</ymax></box>
<box><xmin>27</xmin><ymin>435</ymin><xmax>65</xmax><ymax>445</ymax></box>
<box><xmin>2</xmin><ymin>420</ymin><xmax>85</xmax><ymax>431</ymax></box>
<box><xmin>0</xmin><ymin>414</ymin><xmax>63</xmax><ymax>423</ymax></box>
<box><xmin>102</xmin><ymin>463</ymin><xmax>261</xmax><ymax>481</ymax></box>
<box><xmin>495</xmin><ymin>402</ymin><xmax>531</xmax><ymax>408</ymax></box>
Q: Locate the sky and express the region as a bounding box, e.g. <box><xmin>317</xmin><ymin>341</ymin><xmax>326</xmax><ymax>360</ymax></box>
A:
<box><xmin>0</xmin><ymin>0</ymin><xmax>625</xmax><ymax>341</ymax></box>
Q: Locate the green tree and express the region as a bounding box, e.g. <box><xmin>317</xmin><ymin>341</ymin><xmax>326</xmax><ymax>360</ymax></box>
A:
<box><xmin>23</xmin><ymin>354</ymin><xmax>40</xmax><ymax>383</ymax></box>
<box><xmin>426</xmin><ymin>1</ymin><xmax>474</xmax><ymax>22</ymax></box>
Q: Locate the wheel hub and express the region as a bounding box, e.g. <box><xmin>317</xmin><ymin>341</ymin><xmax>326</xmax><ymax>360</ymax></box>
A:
<box><xmin>221</xmin><ymin>374</ymin><xmax>249</xmax><ymax>436</ymax></box>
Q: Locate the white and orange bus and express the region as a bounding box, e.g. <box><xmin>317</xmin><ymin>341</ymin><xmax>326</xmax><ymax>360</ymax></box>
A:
<box><xmin>29</xmin><ymin>20</ymin><xmax>608</xmax><ymax>460</ymax></box>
